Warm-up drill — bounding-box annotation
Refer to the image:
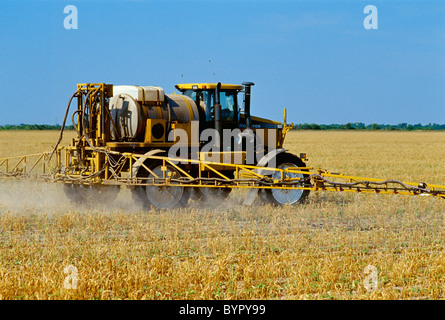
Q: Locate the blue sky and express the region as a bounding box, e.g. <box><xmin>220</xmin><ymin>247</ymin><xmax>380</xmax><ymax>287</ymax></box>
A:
<box><xmin>0</xmin><ymin>0</ymin><xmax>444</xmax><ymax>125</ymax></box>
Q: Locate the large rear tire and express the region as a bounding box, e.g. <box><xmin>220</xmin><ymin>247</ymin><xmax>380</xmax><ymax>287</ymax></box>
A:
<box><xmin>132</xmin><ymin>160</ymin><xmax>190</xmax><ymax>210</ymax></box>
<box><xmin>259</xmin><ymin>153</ymin><xmax>310</xmax><ymax>205</ymax></box>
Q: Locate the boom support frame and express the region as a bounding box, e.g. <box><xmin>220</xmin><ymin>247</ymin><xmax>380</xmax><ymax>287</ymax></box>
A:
<box><xmin>1</xmin><ymin>82</ymin><xmax>444</xmax><ymax>204</ymax></box>
<box><xmin>1</xmin><ymin>149</ymin><xmax>444</xmax><ymax>199</ymax></box>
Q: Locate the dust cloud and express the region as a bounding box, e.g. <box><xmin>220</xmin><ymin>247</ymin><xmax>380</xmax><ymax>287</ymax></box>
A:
<box><xmin>0</xmin><ymin>180</ymin><xmax>136</xmax><ymax>215</ymax></box>
<box><xmin>0</xmin><ymin>180</ymin><xmax>70</xmax><ymax>214</ymax></box>
<box><xmin>0</xmin><ymin>179</ymin><xmax>250</xmax><ymax>215</ymax></box>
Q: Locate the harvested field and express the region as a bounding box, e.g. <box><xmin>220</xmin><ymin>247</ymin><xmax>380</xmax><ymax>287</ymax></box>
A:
<box><xmin>0</xmin><ymin>130</ymin><xmax>445</xmax><ymax>300</ymax></box>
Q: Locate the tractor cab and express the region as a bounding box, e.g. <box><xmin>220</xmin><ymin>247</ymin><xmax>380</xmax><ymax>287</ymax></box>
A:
<box><xmin>175</xmin><ymin>83</ymin><xmax>244</xmax><ymax>130</ymax></box>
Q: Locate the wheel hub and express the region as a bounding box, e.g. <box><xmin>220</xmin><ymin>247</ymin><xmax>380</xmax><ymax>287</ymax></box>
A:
<box><xmin>145</xmin><ymin>164</ymin><xmax>185</xmax><ymax>209</ymax></box>
<box><xmin>271</xmin><ymin>162</ymin><xmax>304</xmax><ymax>205</ymax></box>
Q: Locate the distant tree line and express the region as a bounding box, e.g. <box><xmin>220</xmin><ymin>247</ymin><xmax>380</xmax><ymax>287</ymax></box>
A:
<box><xmin>292</xmin><ymin>122</ymin><xmax>445</xmax><ymax>131</ymax></box>
<box><xmin>1</xmin><ymin>122</ymin><xmax>445</xmax><ymax>131</ymax></box>
<box><xmin>0</xmin><ymin>124</ymin><xmax>75</xmax><ymax>130</ymax></box>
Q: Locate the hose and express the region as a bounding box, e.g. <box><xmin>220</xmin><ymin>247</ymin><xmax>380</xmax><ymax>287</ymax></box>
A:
<box><xmin>129</xmin><ymin>173</ymin><xmax>445</xmax><ymax>198</ymax></box>
<box><xmin>305</xmin><ymin>173</ymin><xmax>444</xmax><ymax>196</ymax></box>
<box><xmin>48</xmin><ymin>90</ymin><xmax>81</xmax><ymax>162</ymax></box>
<box><xmin>81</xmin><ymin>89</ymin><xmax>96</xmax><ymax>149</ymax></box>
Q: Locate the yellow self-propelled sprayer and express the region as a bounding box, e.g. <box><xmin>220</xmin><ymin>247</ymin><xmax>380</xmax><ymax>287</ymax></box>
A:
<box><xmin>1</xmin><ymin>82</ymin><xmax>445</xmax><ymax>209</ymax></box>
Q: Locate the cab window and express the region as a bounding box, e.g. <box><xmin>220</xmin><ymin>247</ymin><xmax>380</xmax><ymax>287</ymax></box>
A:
<box><xmin>183</xmin><ymin>90</ymin><xmax>237</xmax><ymax>122</ymax></box>
<box><xmin>183</xmin><ymin>89</ymin><xmax>237</xmax><ymax>122</ymax></box>
<box><xmin>220</xmin><ymin>91</ymin><xmax>235</xmax><ymax>121</ymax></box>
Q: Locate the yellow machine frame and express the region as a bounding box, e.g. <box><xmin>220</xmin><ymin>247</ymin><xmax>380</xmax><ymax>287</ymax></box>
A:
<box><xmin>1</xmin><ymin>148</ymin><xmax>445</xmax><ymax>199</ymax></box>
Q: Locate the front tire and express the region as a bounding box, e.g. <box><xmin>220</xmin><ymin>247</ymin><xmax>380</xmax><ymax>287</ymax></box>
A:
<box><xmin>259</xmin><ymin>153</ymin><xmax>310</xmax><ymax>205</ymax></box>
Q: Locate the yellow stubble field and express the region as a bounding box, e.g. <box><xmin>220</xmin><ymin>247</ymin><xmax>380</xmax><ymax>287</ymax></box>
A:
<box><xmin>0</xmin><ymin>129</ymin><xmax>445</xmax><ymax>300</ymax></box>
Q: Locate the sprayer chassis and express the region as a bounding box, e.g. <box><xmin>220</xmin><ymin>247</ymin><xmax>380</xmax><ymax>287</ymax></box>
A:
<box><xmin>1</xmin><ymin>82</ymin><xmax>445</xmax><ymax>208</ymax></box>
<box><xmin>1</xmin><ymin>148</ymin><xmax>444</xmax><ymax>201</ymax></box>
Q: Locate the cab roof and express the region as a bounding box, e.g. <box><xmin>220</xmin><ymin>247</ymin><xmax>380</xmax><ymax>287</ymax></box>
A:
<box><xmin>175</xmin><ymin>83</ymin><xmax>244</xmax><ymax>91</ymax></box>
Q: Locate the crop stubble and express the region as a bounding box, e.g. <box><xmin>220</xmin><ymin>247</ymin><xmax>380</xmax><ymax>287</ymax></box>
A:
<box><xmin>0</xmin><ymin>130</ymin><xmax>444</xmax><ymax>299</ymax></box>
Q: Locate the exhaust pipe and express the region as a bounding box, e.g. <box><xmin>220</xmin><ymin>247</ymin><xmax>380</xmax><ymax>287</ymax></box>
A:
<box><xmin>242</xmin><ymin>82</ymin><xmax>255</xmax><ymax>129</ymax></box>
<box><xmin>214</xmin><ymin>82</ymin><xmax>222</xmax><ymax>149</ymax></box>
